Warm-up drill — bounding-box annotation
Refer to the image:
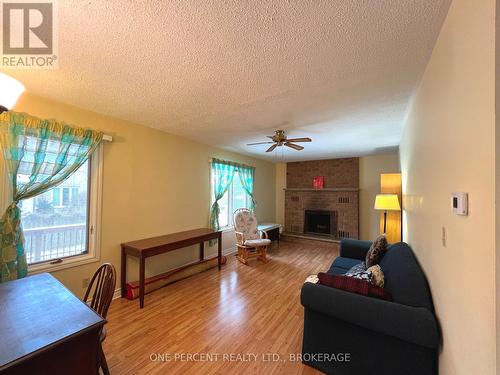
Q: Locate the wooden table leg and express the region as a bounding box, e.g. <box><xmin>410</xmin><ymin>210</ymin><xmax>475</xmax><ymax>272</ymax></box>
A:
<box><xmin>139</xmin><ymin>255</ymin><xmax>145</xmax><ymax>309</ymax></box>
<box><xmin>217</xmin><ymin>233</ymin><xmax>222</xmax><ymax>270</ymax></box>
<box><xmin>200</xmin><ymin>241</ymin><xmax>205</xmax><ymax>261</ymax></box>
<box><xmin>120</xmin><ymin>247</ymin><xmax>126</xmax><ymax>298</ymax></box>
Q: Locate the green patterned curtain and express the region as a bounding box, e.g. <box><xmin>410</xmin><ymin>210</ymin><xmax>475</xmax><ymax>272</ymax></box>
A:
<box><xmin>209</xmin><ymin>158</ymin><xmax>258</xmax><ymax>236</ymax></box>
<box><xmin>209</xmin><ymin>159</ymin><xmax>237</xmax><ymax>232</ymax></box>
<box><xmin>0</xmin><ymin>111</ymin><xmax>103</xmax><ymax>282</ymax></box>
<box><xmin>237</xmin><ymin>164</ymin><xmax>256</xmax><ymax>210</ymax></box>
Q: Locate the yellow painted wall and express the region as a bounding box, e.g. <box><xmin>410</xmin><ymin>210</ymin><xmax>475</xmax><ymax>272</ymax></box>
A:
<box><xmin>399</xmin><ymin>0</ymin><xmax>496</xmax><ymax>373</ymax></box>
<box><xmin>359</xmin><ymin>153</ymin><xmax>400</xmax><ymax>241</ymax></box>
<box><xmin>8</xmin><ymin>93</ymin><xmax>276</xmax><ymax>297</ymax></box>
<box><xmin>496</xmin><ymin>0</ymin><xmax>500</xmax><ymax>367</ymax></box>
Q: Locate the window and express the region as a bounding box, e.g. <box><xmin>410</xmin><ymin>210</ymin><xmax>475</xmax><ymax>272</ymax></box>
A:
<box><xmin>52</xmin><ymin>188</ymin><xmax>60</xmax><ymax>206</ymax></box>
<box><xmin>51</xmin><ymin>186</ymin><xmax>80</xmax><ymax>207</ymax></box>
<box><xmin>213</xmin><ymin>170</ymin><xmax>251</xmax><ymax>229</ymax></box>
<box><xmin>20</xmin><ymin>145</ymin><xmax>103</xmax><ymax>272</ymax></box>
<box><xmin>62</xmin><ymin>187</ymin><xmax>70</xmax><ymax>206</ymax></box>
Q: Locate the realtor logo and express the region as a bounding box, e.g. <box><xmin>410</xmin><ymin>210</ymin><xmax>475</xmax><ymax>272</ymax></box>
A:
<box><xmin>1</xmin><ymin>0</ymin><xmax>58</xmax><ymax>68</ymax></box>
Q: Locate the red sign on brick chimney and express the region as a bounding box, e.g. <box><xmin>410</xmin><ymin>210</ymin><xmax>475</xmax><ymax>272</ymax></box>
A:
<box><xmin>312</xmin><ymin>176</ymin><xmax>324</xmax><ymax>189</ymax></box>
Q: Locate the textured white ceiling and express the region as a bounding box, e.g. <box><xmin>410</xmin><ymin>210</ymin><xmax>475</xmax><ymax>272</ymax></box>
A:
<box><xmin>4</xmin><ymin>0</ymin><xmax>451</xmax><ymax>161</ymax></box>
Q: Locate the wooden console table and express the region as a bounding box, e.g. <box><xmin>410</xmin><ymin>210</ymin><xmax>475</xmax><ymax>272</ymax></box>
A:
<box><xmin>121</xmin><ymin>228</ymin><xmax>222</xmax><ymax>308</ymax></box>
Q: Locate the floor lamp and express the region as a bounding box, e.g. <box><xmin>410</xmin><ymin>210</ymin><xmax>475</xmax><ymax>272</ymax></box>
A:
<box><xmin>374</xmin><ymin>194</ymin><xmax>401</xmax><ymax>234</ymax></box>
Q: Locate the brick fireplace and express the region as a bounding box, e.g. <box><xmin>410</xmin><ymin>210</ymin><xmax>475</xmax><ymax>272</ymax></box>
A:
<box><xmin>284</xmin><ymin>158</ymin><xmax>359</xmax><ymax>240</ymax></box>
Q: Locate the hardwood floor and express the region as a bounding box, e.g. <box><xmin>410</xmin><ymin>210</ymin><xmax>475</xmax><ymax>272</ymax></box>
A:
<box><xmin>105</xmin><ymin>238</ymin><xmax>339</xmax><ymax>374</ymax></box>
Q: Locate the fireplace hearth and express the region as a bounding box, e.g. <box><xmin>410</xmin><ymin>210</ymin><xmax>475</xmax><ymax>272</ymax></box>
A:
<box><xmin>304</xmin><ymin>210</ymin><xmax>337</xmax><ymax>237</ymax></box>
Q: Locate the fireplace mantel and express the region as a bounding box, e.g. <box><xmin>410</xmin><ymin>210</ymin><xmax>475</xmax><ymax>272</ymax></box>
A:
<box><xmin>284</xmin><ymin>188</ymin><xmax>359</xmax><ymax>192</ymax></box>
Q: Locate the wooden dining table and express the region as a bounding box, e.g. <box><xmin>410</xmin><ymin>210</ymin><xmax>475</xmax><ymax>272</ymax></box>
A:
<box><xmin>0</xmin><ymin>273</ymin><xmax>106</xmax><ymax>374</ymax></box>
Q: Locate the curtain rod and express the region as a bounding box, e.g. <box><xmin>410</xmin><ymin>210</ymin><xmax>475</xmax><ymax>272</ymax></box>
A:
<box><xmin>103</xmin><ymin>134</ymin><xmax>112</xmax><ymax>142</ymax></box>
<box><xmin>208</xmin><ymin>158</ymin><xmax>254</xmax><ymax>169</ymax></box>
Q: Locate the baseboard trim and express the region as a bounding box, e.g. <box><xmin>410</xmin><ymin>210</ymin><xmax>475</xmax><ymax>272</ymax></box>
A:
<box><xmin>224</xmin><ymin>246</ymin><xmax>237</xmax><ymax>256</ymax></box>
<box><xmin>113</xmin><ymin>288</ymin><xmax>121</xmax><ymax>300</ymax></box>
<box><xmin>112</xmin><ymin>246</ymin><xmax>238</xmax><ymax>300</ymax></box>
<box><xmin>281</xmin><ymin>232</ymin><xmax>340</xmax><ymax>243</ymax></box>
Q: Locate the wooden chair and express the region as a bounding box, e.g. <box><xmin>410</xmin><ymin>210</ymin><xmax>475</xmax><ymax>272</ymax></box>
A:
<box><xmin>83</xmin><ymin>263</ymin><xmax>116</xmax><ymax>375</ymax></box>
<box><xmin>233</xmin><ymin>208</ymin><xmax>271</xmax><ymax>264</ymax></box>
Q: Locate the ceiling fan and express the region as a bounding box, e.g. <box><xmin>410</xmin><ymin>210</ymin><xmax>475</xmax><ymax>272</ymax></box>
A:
<box><xmin>247</xmin><ymin>130</ymin><xmax>312</xmax><ymax>152</ymax></box>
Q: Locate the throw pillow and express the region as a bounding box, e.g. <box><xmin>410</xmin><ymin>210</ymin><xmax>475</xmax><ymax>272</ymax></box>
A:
<box><xmin>318</xmin><ymin>272</ymin><xmax>392</xmax><ymax>301</ymax></box>
<box><xmin>345</xmin><ymin>262</ymin><xmax>371</xmax><ymax>283</ymax></box>
<box><xmin>346</xmin><ymin>261</ymin><xmax>366</xmax><ymax>274</ymax></box>
<box><xmin>367</xmin><ymin>264</ymin><xmax>384</xmax><ymax>288</ymax></box>
<box><xmin>365</xmin><ymin>235</ymin><xmax>388</xmax><ymax>268</ymax></box>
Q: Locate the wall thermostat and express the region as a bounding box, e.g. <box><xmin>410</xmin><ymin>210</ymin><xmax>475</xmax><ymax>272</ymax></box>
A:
<box><xmin>451</xmin><ymin>192</ymin><xmax>468</xmax><ymax>216</ymax></box>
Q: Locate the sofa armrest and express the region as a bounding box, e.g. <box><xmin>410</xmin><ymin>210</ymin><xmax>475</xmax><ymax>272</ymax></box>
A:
<box><xmin>339</xmin><ymin>239</ymin><xmax>372</xmax><ymax>260</ymax></box>
<box><xmin>300</xmin><ymin>282</ymin><xmax>439</xmax><ymax>349</ymax></box>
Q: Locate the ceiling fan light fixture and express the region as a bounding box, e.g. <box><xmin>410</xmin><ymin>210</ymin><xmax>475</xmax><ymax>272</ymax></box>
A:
<box><xmin>284</xmin><ymin>142</ymin><xmax>304</xmax><ymax>151</ymax></box>
<box><xmin>0</xmin><ymin>73</ymin><xmax>25</xmax><ymax>113</ymax></box>
<box><xmin>266</xmin><ymin>144</ymin><xmax>278</xmax><ymax>152</ymax></box>
<box><xmin>247</xmin><ymin>129</ymin><xmax>312</xmax><ymax>152</ymax></box>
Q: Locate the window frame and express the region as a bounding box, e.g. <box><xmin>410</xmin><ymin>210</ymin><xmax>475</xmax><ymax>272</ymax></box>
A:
<box><xmin>28</xmin><ymin>144</ymin><xmax>103</xmax><ymax>274</ymax></box>
<box><xmin>212</xmin><ymin>170</ymin><xmax>251</xmax><ymax>231</ymax></box>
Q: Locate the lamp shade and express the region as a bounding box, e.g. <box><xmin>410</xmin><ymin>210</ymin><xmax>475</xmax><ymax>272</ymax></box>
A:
<box><xmin>374</xmin><ymin>194</ymin><xmax>401</xmax><ymax>211</ymax></box>
<box><xmin>0</xmin><ymin>73</ymin><xmax>25</xmax><ymax>111</ymax></box>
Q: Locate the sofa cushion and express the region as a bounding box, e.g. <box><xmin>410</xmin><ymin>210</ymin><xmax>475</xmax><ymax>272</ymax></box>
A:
<box><xmin>339</xmin><ymin>239</ymin><xmax>373</xmax><ymax>259</ymax></box>
<box><xmin>318</xmin><ymin>272</ymin><xmax>392</xmax><ymax>301</ymax></box>
<box><xmin>327</xmin><ymin>257</ymin><xmax>361</xmax><ymax>275</ymax></box>
<box><xmin>244</xmin><ymin>238</ymin><xmax>271</xmax><ymax>247</ymax></box>
<box><xmin>378</xmin><ymin>242</ymin><xmax>434</xmax><ymax>311</ymax></box>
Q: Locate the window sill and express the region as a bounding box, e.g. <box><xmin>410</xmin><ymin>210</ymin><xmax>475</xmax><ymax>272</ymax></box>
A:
<box><xmin>28</xmin><ymin>253</ymin><xmax>100</xmax><ymax>275</ymax></box>
<box><xmin>219</xmin><ymin>226</ymin><xmax>235</xmax><ymax>233</ymax></box>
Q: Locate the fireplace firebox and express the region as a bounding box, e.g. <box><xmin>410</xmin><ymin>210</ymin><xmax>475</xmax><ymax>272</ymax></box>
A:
<box><xmin>304</xmin><ymin>210</ymin><xmax>337</xmax><ymax>237</ymax></box>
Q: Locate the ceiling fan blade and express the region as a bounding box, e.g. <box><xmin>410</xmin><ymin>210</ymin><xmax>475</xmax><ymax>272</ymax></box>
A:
<box><xmin>265</xmin><ymin>144</ymin><xmax>278</xmax><ymax>153</ymax></box>
<box><xmin>284</xmin><ymin>142</ymin><xmax>304</xmax><ymax>151</ymax></box>
<box><xmin>286</xmin><ymin>137</ymin><xmax>312</xmax><ymax>143</ymax></box>
<box><xmin>247</xmin><ymin>141</ymin><xmax>275</xmax><ymax>146</ymax></box>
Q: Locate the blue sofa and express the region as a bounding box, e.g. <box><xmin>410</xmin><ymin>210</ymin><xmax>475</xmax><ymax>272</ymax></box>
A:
<box><xmin>300</xmin><ymin>239</ymin><xmax>439</xmax><ymax>375</ymax></box>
